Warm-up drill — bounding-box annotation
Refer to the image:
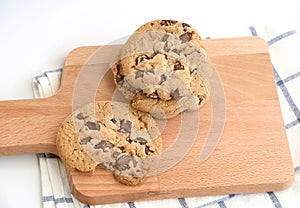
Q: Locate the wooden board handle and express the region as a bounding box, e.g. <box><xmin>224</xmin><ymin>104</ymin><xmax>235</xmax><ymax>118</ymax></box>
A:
<box><xmin>0</xmin><ymin>96</ymin><xmax>69</xmax><ymax>155</ymax></box>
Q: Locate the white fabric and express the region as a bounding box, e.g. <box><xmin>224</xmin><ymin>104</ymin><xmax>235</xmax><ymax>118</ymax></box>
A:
<box><xmin>32</xmin><ymin>25</ymin><xmax>300</xmax><ymax>208</ymax></box>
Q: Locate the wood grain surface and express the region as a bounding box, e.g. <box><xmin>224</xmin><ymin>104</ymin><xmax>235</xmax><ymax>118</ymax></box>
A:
<box><xmin>0</xmin><ymin>37</ymin><xmax>294</xmax><ymax>205</ymax></box>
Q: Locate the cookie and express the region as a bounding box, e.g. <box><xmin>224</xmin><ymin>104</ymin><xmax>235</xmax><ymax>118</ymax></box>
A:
<box><xmin>56</xmin><ymin>101</ymin><xmax>162</xmax><ymax>185</ymax></box>
<box><xmin>111</xmin><ymin>19</ymin><xmax>213</xmax><ymax>119</ymax></box>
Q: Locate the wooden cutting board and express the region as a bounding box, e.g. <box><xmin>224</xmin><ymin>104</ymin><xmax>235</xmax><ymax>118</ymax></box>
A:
<box><xmin>0</xmin><ymin>37</ymin><xmax>294</xmax><ymax>205</ymax></box>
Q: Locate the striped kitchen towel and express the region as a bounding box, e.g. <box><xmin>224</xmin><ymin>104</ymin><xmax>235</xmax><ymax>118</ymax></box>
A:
<box><xmin>33</xmin><ymin>24</ymin><xmax>300</xmax><ymax>208</ymax></box>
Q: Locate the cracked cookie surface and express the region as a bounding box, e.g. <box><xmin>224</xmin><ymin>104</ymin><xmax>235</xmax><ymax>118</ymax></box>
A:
<box><xmin>111</xmin><ymin>19</ymin><xmax>213</xmax><ymax>119</ymax></box>
<box><xmin>56</xmin><ymin>101</ymin><xmax>162</xmax><ymax>185</ymax></box>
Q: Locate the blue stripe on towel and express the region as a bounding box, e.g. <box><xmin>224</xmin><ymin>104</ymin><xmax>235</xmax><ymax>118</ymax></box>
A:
<box><xmin>45</xmin><ymin>68</ymin><xmax>62</xmax><ymax>73</ymax></box>
<box><xmin>295</xmin><ymin>166</ymin><xmax>300</xmax><ymax>173</ymax></box>
<box><xmin>228</xmin><ymin>194</ymin><xmax>235</xmax><ymax>198</ymax></box>
<box><xmin>267</xmin><ymin>192</ymin><xmax>282</xmax><ymax>208</ymax></box>
<box><xmin>178</xmin><ymin>198</ymin><xmax>189</xmax><ymax>208</ymax></box>
<box><xmin>34</xmin><ymin>68</ymin><xmax>62</xmax><ymax>80</ymax></box>
<box><xmin>65</xmin><ymin>198</ymin><xmax>73</xmax><ymax>203</ymax></box>
<box><xmin>37</xmin><ymin>153</ymin><xmax>46</xmax><ymax>158</ymax></box>
<box><xmin>278</xmin><ymin>70</ymin><xmax>300</xmax><ymax>84</ymax></box>
<box><xmin>285</xmin><ymin>118</ymin><xmax>300</xmax><ymax>129</ymax></box>
<box><xmin>42</xmin><ymin>195</ymin><xmax>54</xmax><ymax>202</ymax></box>
<box><xmin>45</xmin><ymin>153</ymin><xmax>59</xmax><ymax>159</ymax></box>
<box><xmin>273</xmin><ymin>67</ymin><xmax>300</xmax><ymax>122</ymax></box>
<box><xmin>249</xmin><ymin>26</ymin><xmax>297</xmax><ymax>48</ymax></box>
<box><xmin>42</xmin><ymin>195</ymin><xmax>73</xmax><ymax>204</ymax></box>
<box><xmin>37</xmin><ymin>153</ymin><xmax>59</xmax><ymax>159</ymax></box>
<box><xmin>54</xmin><ymin>197</ymin><xmax>73</xmax><ymax>204</ymax></box>
<box><xmin>218</xmin><ymin>201</ymin><xmax>227</xmax><ymax>208</ymax></box>
<box><xmin>128</xmin><ymin>202</ymin><xmax>137</xmax><ymax>208</ymax></box>
<box><xmin>268</xmin><ymin>30</ymin><xmax>297</xmax><ymax>46</ymax></box>
<box><xmin>195</xmin><ymin>194</ymin><xmax>238</xmax><ymax>208</ymax></box>
<box><xmin>34</xmin><ymin>73</ymin><xmax>47</xmax><ymax>80</ymax></box>
<box><xmin>249</xmin><ymin>26</ymin><xmax>258</xmax><ymax>36</ymax></box>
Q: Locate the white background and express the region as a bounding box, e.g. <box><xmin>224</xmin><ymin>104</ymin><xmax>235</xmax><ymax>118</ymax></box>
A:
<box><xmin>0</xmin><ymin>0</ymin><xmax>299</xmax><ymax>207</ymax></box>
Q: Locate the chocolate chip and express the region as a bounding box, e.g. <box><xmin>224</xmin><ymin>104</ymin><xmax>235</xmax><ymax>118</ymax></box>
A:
<box><xmin>182</xmin><ymin>22</ymin><xmax>191</xmax><ymax>28</ymax></box>
<box><xmin>163</xmin><ymin>43</ymin><xmax>170</xmax><ymax>52</ymax></box>
<box><xmin>120</xmin><ymin>146</ymin><xmax>125</xmax><ymax>152</ymax></box>
<box><xmin>86</xmin><ymin>121</ymin><xmax>100</xmax><ymax>130</ymax></box>
<box><xmin>80</xmin><ymin>136</ymin><xmax>93</xmax><ymax>145</ymax></box>
<box><xmin>131</xmin><ymin>88</ymin><xmax>138</xmax><ymax>94</ymax></box>
<box><xmin>112</xmin><ymin>151</ymin><xmax>121</xmax><ymax>158</ymax></box>
<box><xmin>116</xmin><ymin>155</ymin><xmax>132</xmax><ymax>171</ymax></box>
<box><xmin>158</xmin><ymin>74</ymin><xmax>167</xmax><ymax>85</ymax></box>
<box><xmin>135</xmin><ymin>55</ymin><xmax>149</xmax><ymax>65</ymax></box>
<box><xmin>135</xmin><ymin>70</ymin><xmax>144</xmax><ymax>79</ymax></box>
<box><xmin>162</xmin><ymin>34</ymin><xmax>169</xmax><ymax>41</ymax></box>
<box><xmin>179</xmin><ymin>32</ymin><xmax>192</xmax><ymax>42</ymax></box>
<box><xmin>116</xmin><ymin>74</ymin><xmax>124</xmax><ymax>85</ymax></box>
<box><xmin>110</xmin><ymin>118</ymin><xmax>117</xmax><ymax>124</ymax></box>
<box><xmin>94</xmin><ymin>140</ymin><xmax>113</xmax><ymax>151</ymax></box>
<box><xmin>160</xmin><ymin>20</ymin><xmax>178</xmax><ymax>26</ymax></box>
<box><xmin>135</xmin><ymin>137</ymin><xmax>147</xmax><ymax>145</ymax></box>
<box><xmin>127</xmin><ymin>138</ymin><xmax>133</xmax><ymax>143</ymax></box>
<box><xmin>198</xmin><ymin>97</ymin><xmax>203</xmax><ymax>105</ymax></box>
<box><xmin>116</xmin><ymin>63</ymin><xmax>122</xmax><ymax>74</ymax></box>
<box><xmin>182</xmin><ymin>23</ymin><xmax>191</xmax><ymax>32</ymax></box>
<box><xmin>132</xmin><ymin>158</ymin><xmax>137</xmax><ymax>168</ymax></box>
<box><xmin>174</xmin><ymin>61</ymin><xmax>184</xmax><ymax>71</ymax></box>
<box><xmin>190</xmin><ymin>68</ymin><xmax>197</xmax><ymax>75</ymax></box>
<box><xmin>145</xmin><ymin>145</ymin><xmax>154</xmax><ymax>155</ymax></box>
<box><xmin>76</xmin><ymin>112</ymin><xmax>85</xmax><ymax>120</ymax></box>
<box><xmin>147</xmin><ymin>68</ymin><xmax>155</xmax><ymax>74</ymax></box>
<box><xmin>151</xmin><ymin>51</ymin><xmax>159</xmax><ymax>58</ymax></box>
<box><xmin>116</xmin><ymin>64</ymin><xmax>124</xmax><ymax>84</ymax></box>
<box><xmin>171</xmin><ymin>88</ymin><xmax>181</xmax><ymax>100</ymax></box>
<box><xmin>149</xmin><ymin>91</ymin><xmax>158</xmax><ymax>98</ymax></box>
<box><xmin>119</xmin><ymin>119</ymin><xmax>132</xmax><ymax>134</ymax></box>
<box><xmin>172</xmin><ymin>48</ymin><xmax>181</xmax><ymax>55</ymax></box>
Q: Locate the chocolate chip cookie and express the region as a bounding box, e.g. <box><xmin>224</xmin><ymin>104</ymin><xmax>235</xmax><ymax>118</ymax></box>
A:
<box><xmin>56</xmin><ymin>101</ymin><xmax>162</xmax><ymax>185</ymax></box>
<box><xmin>111</xmin><ymin>19</ymin><xmax>213</xmax><ymax>119</ymax></box>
